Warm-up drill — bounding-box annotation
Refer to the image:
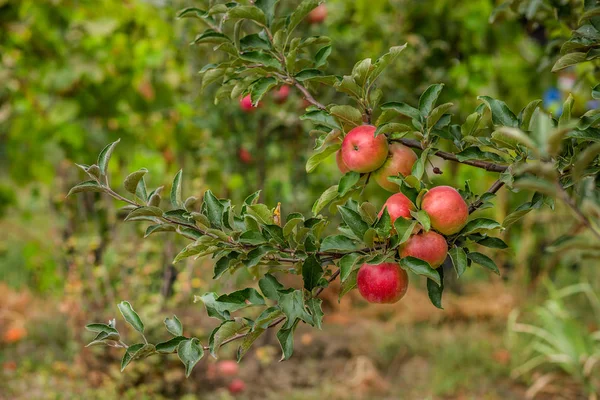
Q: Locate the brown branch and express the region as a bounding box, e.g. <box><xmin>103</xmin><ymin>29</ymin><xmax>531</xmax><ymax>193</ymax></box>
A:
<box><xmin>392</xmin><ymin>138</ymin><xmax>508</xmax><ymax>173</ymax></box>
<box><xmin>468</xmin><ymin>179</ymin><xmax>506</xmax><ymax>214</ymax></box>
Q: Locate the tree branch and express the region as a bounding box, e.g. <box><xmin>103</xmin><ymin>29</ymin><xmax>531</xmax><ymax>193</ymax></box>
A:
<box><xmin>468</xmin><ymin>179</ymin><xmax>506</xmax><ymax>214</ymax></box>
<box><xmin>392</xmin><ymin>138</ymin><xmax>508</xmax><ymax>173</ymax></box>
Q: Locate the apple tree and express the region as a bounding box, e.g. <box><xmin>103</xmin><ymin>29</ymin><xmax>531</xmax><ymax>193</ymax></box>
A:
<box><xmin>69</xmin><ymin>1</ymin><xmax>600</xmax><ymax>375</ymax></box>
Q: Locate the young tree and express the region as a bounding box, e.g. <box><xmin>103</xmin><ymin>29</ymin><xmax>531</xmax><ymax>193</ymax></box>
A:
<box><xmin>70</xmin><ymin>1</ymin><xmax>600</xmax><ymax>375</ymax></box>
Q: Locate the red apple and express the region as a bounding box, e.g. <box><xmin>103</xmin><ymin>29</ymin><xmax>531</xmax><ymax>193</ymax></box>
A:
<box><xmin>238</xmin><ymin>147</ymin><xmax>252</xmax><ymax>164</ymax></box>
<box><xmin>357</xmin><ymin>262</ymin><xmax>409</xmax><ymax>304</ymax></box>
<box><xmin>341</xmin><ymin>125</ymin><xmax>389</xmax><ymax>173</ymax></box>
<box><xmin>273</xmin><ymin>85</ymin><xmax>290</xmax><ymax>103</ymax></box>
<box><xmin>307</xmin><ymin>4</ymin><xmax>327</xmax><ymax>24</ymax></box>
<box><xmin>372</xmin><ymin>143</ymin><xmax>418</xmax><ymax>192</ymax></box>
<box><xmin>336</xmin><ymin>150</ymin><xmax>350</xmax><ymax>174</ymax></box>
<box><xmin>379</xmin><ymin>193</ymin><xmax>415</xmax><ymax>224</ymax></box>
<box><xmin>400</xmin><ymin>230</ymin><xmax>448</xmax><ymax>268</ymax></box>
<box><xmin>239</xmin><ymin>94</ymin><xmax>256</xmax><ymax>112</ymax></box>
<box><xmin>217</xmin><ymin>360</ymin><xmax>239</xmax><ymax>377</ymax></box>
<box><xmin>421</xmin><ymin>186</ymin><xmax>469</xmax><ymax>235</ymax></box>
<box><xmin>228</xmin><ymin>378</ymin><xmax>246</xmax><ymax>395</ymax></box>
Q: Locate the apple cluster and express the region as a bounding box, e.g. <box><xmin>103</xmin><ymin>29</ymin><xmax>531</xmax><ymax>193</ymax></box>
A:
<box><xmin>337</xmin><ymin>125</ymin><xmax>469</xmax><ymax>304</ymax></box>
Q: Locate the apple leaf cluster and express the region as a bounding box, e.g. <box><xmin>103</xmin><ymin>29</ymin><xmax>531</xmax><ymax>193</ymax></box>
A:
<box><xmin>69</xmin><ymin>0</ymin><xmax>600</xmax><ymax>376</ymax></box>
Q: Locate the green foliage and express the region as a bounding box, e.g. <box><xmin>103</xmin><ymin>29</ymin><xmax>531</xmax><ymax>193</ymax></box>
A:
<box><xmin>59</xmin><ymin>0</ymin><xmax>600</xmax><ymax>380</ymax></box>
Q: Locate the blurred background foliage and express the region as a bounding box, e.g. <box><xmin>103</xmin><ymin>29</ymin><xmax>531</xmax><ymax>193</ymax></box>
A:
<box><xmin>1</xmin><ymin>0</ymin><xmax>599</xmax><ymax>399</ymax></box>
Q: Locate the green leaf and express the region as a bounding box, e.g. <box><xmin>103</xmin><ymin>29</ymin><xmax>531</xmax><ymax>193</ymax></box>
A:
<box><xmin>352</xmin><ymin>58</ymin><xmax>372</xmax><ymax>87</ymax></box>
<box><xmin>246</xmin><ymin>204</ymin><xmax>275</xmax><ymax>225</ymax></box>
<box><xmin>339</xmin><ymin>253</ymin><xmax>361</xmax><ymax>282</ymax></box>
<box><xmin>427</xmin><ymin>102</ymin><xmax>453</xmax><ymax>129</ymax></box>
<box><xmin>164</xmin><ymin>315</ymin><xmax>183</xmax><ymax>337</ymax></box>
<box><xmin>393</xmin><ymin>219</ymin><xmax>417</xmax><ymax>247</ymax></box>
<box><xmin>240</xmin><ymin>33</ymin><xmax>271</xmax><ymax>51</ymax></box>
<box><xmin>369</xmin><ymin>45</ymin><xmax>407</xmax><ymax>85</ymax></box>
<box><xmin>400</xmin><ymin>257</ymin><xmax>441</xmax><ymax>285</ymax></box>
<box><xmin>250</xmin><ymin>77</ymin><xmax>278</xmax><ymax>105</ymax></box>
<box><xmin>170</xmin><ymin>170</ymin><xmax>183</xmax><ymax>208</ymax></box>
<box><xmin>283</xmin><ymin>217</ymin><xmax>304</xmax><ymax>237</ymax></box>
<box><xmin>97</xmin><ymin>139</ymin><xmax>120</xmax><ymax>176</ymax></box>
<box><xmin>204</xmin><ymin>190</ymin><xmax>224</xmax><ymax>229</ymax></box>
<box><xmin>259</xmin><ymin>273</ymin><xmax>284</xmax><ymax>301</ymax></box>
<box><xmin>552</xmin><ymin>52</ymin><xmax>587</xmax><ymax>72</ymax></box>
<box><xmin>254</xmin><ymin>307</ymin><xmax>284</xmax><ymax>329</ymax></box>
<box><xmin>85</xmin><ymin>323</ymin><xmax>118</xmax><ymax>334</ymax></box>
<box><xmin>255</xmin><ymin>0</ymin><xmax>279</xmax><ymax>25</ymax></box>
<box><xmin>478</xmin><ymin>96</ymin><xmax>518</xmax><ymax>127</ymax></box>
<box><xmin>330</xmin><ymin>105</ymin><xmax>363</xmax><ymax>127</ymax></box>
<box><xmin>156</xmin><ymin>336</ymin><xmax>187</xmax><ymax>354</ymax></box>
<box><xmin>237</xmin><ymin>328</ymin><xmax>265</xmax><ymax>361</ymax></box>
<box><xmin>338</xmin><ymin>171</ymin><xmax>361</xmax><ymax>196</ymax></box>
<box><xmin>475</xmin><ymin>236</ymin><xmax>508</xmax><ymax>249</ymax></box>
<box><xmin>239</xmin><ymin>51</ymin><xmax>280</xmax><ymax>69</ymax></box>
<box><xmin>459</xmin><ymin>218</ymin><xmax>501</xmax><ymax>235</ymax></box>
<box><xmin>178</xmin><ymin>338</ymin><xmax>204</xmax><ymax>378</ymax></box>
<box><xmin>411</xmin><ymin>210</ymin><xmax>431</xmax><ymax>232</ymax></box>
<box><xmin>278</xmin><ymin>289</ymin><xmax>313</xmax><ymax>329</ymax></box>
<box><xmin>193</xmin><ymin>30</ymin><xmax>230</xmax><ymax>45</ymax></box>
<box><xmin>117</xmin><ymin>301</ymin><xmax>144</xmax><ymax>335</ymax></box>
<box><xmin>339</xmin><ymin>269</ymin><xmax>358</xmax><ymax>300</ymax></box>
<box><xmin>312</xmin><ymin>185</ymin><xmax>339</xmax><ymax>215</ymax></box>
<box><xmin>519</xmin><ymin>99</ymin><xmax>542</xmax><ymax>130</ymax></box>
<box><xmin>198</xmin><ymin>289</ymin><xmax>265</xmax><ymax>320</ymax></box>
<box><xmin>448</xmin><ymin>247</ymin><xmax>467</xmax><ymax>278</ymax></box>
<box><xmin>121</xmin><ymin>343</ymin><xmax>145</xmax><ymax>371</ymax></box>
<box><xmin>288</xmin><ymin>0</ymin><xmax>320</xmax><ymax>33</ymax></box>
<box><xmin>302</xmin><ymin>255</ymin><xmax>323</xmax><ymax>291</ymax></box>
<box><xmin>124</xmin><ymin>169</ymin><xmax>148</xmax><ymax>195</ymax></box>
<box><xmin>314</xmin><ymin>45</ymin><xmax>332</xmax><ymax>68</ymax></box>
<box><xmin>338</xmin><ymin>206</ymin><xmax>369</xmax><ymax>239</ymax></box>
<box><xmin>374</xmin><ymin>208</ymin><xmax>392</xmax><ymax>237</ymax></box>
<box><xmin>374</xmin><ymin>123</ymin><xmax>412</xmax><ymax>137</ymax></box>
<box><xmin>276</xmin><ymin>322</ymin><xmax>298</xmax><ymax>361</ymax></box>
<box><xmin>125</xmin><ymin>206</ymin><xmax>163</xmax><ymax>221</ymax></box>
<box><xmin>427</xmin><ymin>268</ymin><xmax>444</xmax><ymax>309</ymax></box>
<box><xmin>335</xmin><ymin>75</ymin><xmax>363</xmax><ymax>98</ymax></box>
<box><xmin>573</xmin><ymin>142</ymin><xmax>600</xmax><ymax>180</ymax></box>
<box><xmin>306</xmin><ymin>144</ymin><xmax>341</xmax><ymax>173</ymax></box>
<box><xmin>227</xmin><ymin>5</ymin><xmax>266</xmax><ymax>25</ymax></box>
<box><xmin>455</xmin><ymin>147</ymin><xmax>507</xmax><ymax>163</ymax></box>
<box><xmin>306</xmin><ymin>298</ymin><xmax>324</xmax><ymax>330</ymax></box>
<box><xmin>300</xmin><ymin>110</ymin><xmax>341</xmax><ymax>130</ymax></box>
<box><xmin>209</xmin><ymin>320</ymin><xmax>248</xmax><ymax>358</ymax></box>
<box><xmin>592</xmin><ymin>84</ymin><xmax>600</xmax><ymax>100</ymax></box>
<box><xmin>380</xmin><ymin>102</ymin><xmax>422</xmax><ymax>121</ymax></box>
<box><xmin>502</xmin><ymin>206</ymin><xmax>533</xmax><ymax>229</ymax></box>
<box><xmin>467</xmin><ymin>252</ymin><xmax>500</xmax><ymax>275</ymax></box>
<box><xmin>419</xmin><ymin>84</ymin><xmax>444</xmax><ymax>117</ymax></box>
<box><xmin>491</xmin><ymin>127</ymin><xmax>539</xmax><ymax>153</ymax></box>
<box><xmin>320</xmin><ymin>235</ymin><xmax>359</xmax><ymax>252</ymax></box>
<box><xmin>67</xmin><ymin>180</ymin><xmax>104</xmax><ymax>196</ymax></box>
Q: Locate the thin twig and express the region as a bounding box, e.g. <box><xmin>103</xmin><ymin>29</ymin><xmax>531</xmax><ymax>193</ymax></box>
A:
<box><xmin>392</xmin><ymin>138</ymin><xmax>508</xmax><ymax>173</ymax></box>
<box><xmin>468</xmin><ymin>179</ymin><xmax>506</xmax><ymax>214</ymax></box>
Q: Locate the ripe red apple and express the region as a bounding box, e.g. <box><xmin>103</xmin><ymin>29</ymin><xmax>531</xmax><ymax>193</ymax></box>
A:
<box><xmin>336</xmin><ymin>150</ymin><xmax>350</xmax><ymax>174</ymax></box>
<box><xmin>238</xmin><ymin>147</ymin><xmax>252</xmax><ymax>164</ymax></box>
<box><xmin>400</xmin><ymin>230</ymin><xmax>448</xmax><ymax>268</ymax></box>
<box><xmin>273</xmin><ymin>85</ymin><xmax>290</xmax><ymax>103</ymax></box>
<box><xmin>341</xmin><ymin>125</ymin><xmax>389</xmax><ymax>173</ymax></box>
<box><xmin>239</xmin><ymin>94</ymin><xmax>256</xmax><ymax>112</ymax></box>
<box><xmin>228</xmin><ymin>378</ymin><xmax>246</xmax><ymax>395</ymax></box>
<box><xmin>217</xmin><ymin>360</ymin><xmax>239</xmax><ymax>377</ymax></box>
<box><xmin>421</xmin><ymin>186</ymin><xmax>469</xmax><ymax>235</ymax></box>
<box><xmin>307</xmin><ymin>4</ymin><xmax>327</xmax><ymax>24</ymax></box>
<box><xmin>372</xmin><ymin>143</ymin><xmax>418</xmax><ymax>192</ymax></box>
<box><xmin>357</xmin><ymin>262</ymin><xmax>409</xmax><ymax>304</ymax></box>
<box><xmin>379</xmin><ymin>192</ymin><xmax>415</xmax><ymax>224</ymax></box>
